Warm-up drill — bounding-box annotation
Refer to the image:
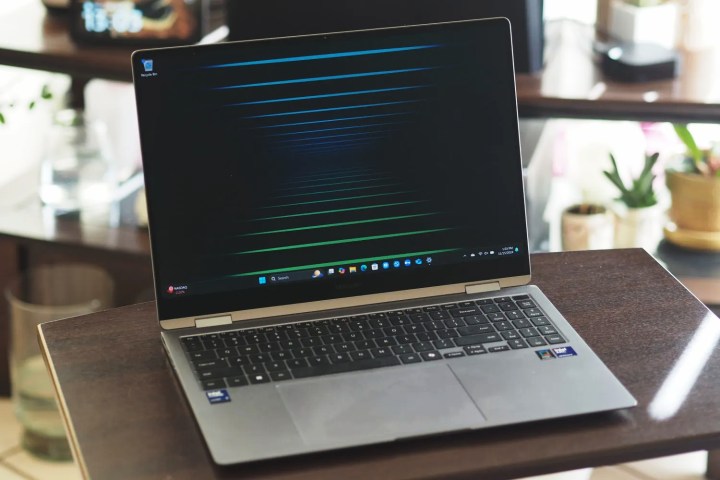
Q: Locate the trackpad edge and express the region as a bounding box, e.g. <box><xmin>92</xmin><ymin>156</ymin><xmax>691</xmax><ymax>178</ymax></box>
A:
<box><xmin>277</xmin><ymin>364</ymin><xmax>486</xmax><ymax>447</ymax></box>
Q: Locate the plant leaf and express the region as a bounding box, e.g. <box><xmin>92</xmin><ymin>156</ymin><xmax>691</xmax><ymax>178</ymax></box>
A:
<box><xmin>40</xmin><ymin>84</ymin><xmax>53</xmax><ymax>100</ymax></box>
<box><xmin>673</xmin><ymin>124</ymin><xmax>707</xmax><ymax>175</ymax></box>
<box><xmin>0</xmin><ymin>112</ymin><xmax>5</xmax><ymax>124</ymax></box>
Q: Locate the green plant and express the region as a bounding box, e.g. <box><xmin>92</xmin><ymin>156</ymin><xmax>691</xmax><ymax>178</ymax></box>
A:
<box><xmin>673</xmin><ymin>124</ymin><xmax>720</xmax><ymax>177</ymax></box>
<box><xmin>603</xmin><ymin>152</ymin><xmax>659</xmax><ymax>208</ymax></box>
<box><xmin>0</xmin><ymin>84</ymin><xmax>53</xmax><ymax>125</ymax></box>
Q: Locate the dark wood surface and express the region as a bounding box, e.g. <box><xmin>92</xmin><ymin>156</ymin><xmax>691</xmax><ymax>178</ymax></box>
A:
<box><xmin>2</xmin><ymin>2</ymin><xmax>720</xmax><ymax>122</ymax></box>
<box><xmin>39</xmin><ymin>249</ymin><xmax>720</xmax><ymax>480</ymax></box>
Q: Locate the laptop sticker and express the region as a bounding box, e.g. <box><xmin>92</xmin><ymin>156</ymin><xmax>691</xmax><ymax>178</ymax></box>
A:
<box><xmin>535</xmin><ymin>349</ymin><xmax>555</xmax><ymax>360</ymax></box>
<box><xmin>552</xmin><ymin>347</ymin><xmax>578</xmax><ymax>358</ymax></box>
<box><xmin>206</xmin><ymin>389</ymin><xmax>231</xmax><ymax>404</ymax></box>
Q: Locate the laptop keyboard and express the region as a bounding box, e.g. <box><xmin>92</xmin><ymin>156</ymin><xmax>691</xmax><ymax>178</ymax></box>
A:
<box><xmin>180</xmin><ymin>294</ymin><xmax>566</xmax><ymax>390</ymax></box>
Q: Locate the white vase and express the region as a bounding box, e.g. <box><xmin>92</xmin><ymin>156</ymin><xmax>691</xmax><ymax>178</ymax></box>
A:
<box><xmin>614</xmin><ymin>204</ymin><xmax>665</xmax><ymax>250</ymax></box>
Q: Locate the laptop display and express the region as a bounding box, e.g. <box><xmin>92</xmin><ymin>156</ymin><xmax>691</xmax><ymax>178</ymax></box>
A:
<box><xmin>133</xmin><ymin>20</ymin><xmax>529</xmax><ymax>321</ymax></box>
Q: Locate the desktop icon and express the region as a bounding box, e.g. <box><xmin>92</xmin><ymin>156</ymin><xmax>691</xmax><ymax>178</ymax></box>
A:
<box><xmin>167</xmin><ymin>286</ymin><xmax>174</xmax><ymax>294</ymax></box>
<box><xmin>338</xmin><ymin>267</ymin><xmax>346</xmax><ymax>275</ymax></box>
<box><xmin>360</xmin><ymin>264</ymin><xmax>368</xmax><ymax>272</ymax></box>
<box><xmin>393</xmin><ymin>260</ymin><xmax>401</xmax><ymax>268</ymax></box>
<box><xmin>328</xmin><ymin>268</ymin><xmax>335</xmax><ymax>275</ymax></box>
<box><xmin>258</xmin><ymin>277</ymin><xmax>267</xmax><ymax>285</ymax></box>
<box><xmin>426</xmin><ymin>257</ymin><xmax>433</xmax><ymax>263</ymax></box>
<box><xmin>312</xmin><ymin>270</ymin><xmax>324</xmax><ymax>279</ymax></box>
<box><xmin>141</xmin><ymin>59</ymin><xmax>154</xmax><ymax>72</ymax></box>
<box><xmin>404</xmin><ymin>259</ymin><xmax>411</xmax><ymax>267</ymax></box>
<box><xmin>371</xmin><ymin>263</ymin><xmax>379</xmax><ymax>271</ymax></box>
<box><xmin>349</xmin><ymin>266</ymin><xmax>357</xmax><ymax>273</ymax></box>
<box><xmin>415</xmin><ymin>258</ymin><xmax>422</xmax><ymax>265</ymax></box>
<box><xmin>382</xmin><ymin>262</ymin><xmax>390</xmax><ymax>269</ymax></box>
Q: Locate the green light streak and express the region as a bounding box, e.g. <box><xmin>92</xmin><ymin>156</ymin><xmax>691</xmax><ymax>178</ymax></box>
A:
<box><xmin>227</xmin><ymin>248</ymin><xmax>457</xmax><ymax>277</ymax></box>
<box><xmin>240</xmin><ymin>213</ymin><xmax>437</xmax><ymax>236</ymax></box>
<box><xmin>255</xmin><ymin>200</ymin><xmax>423</xmax><ymax>221</ymax></box>
<box><xmin>232</xmin><ymin>228</ymin><xmax>452</xmax><ymax>255</ymax></box>
<box><xmin>262</xmin><ymin>191</ymin><xmax>413</xmax><ymax>209</ymax></box>
<box><xmin>278</xmin><ymin>183</ymin><xmax>400</xmax><ymax>199</ymax></box>
<box><xmin>277</xmin><ymin>176</ymin><xmax>390</xmax><ymax>192</ymax></box>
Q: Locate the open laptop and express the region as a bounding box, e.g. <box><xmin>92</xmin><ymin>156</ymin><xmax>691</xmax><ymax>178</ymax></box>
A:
<box><xmin>131</xmin><ymin>18</ymin><xmax>636</xmax><ymax>466</ymax></box>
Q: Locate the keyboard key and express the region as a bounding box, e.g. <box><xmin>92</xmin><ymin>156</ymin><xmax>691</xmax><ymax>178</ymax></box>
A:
<box><xmin>259</xmin><ymin>342</ymin><xmax>280</xmax><ymax>353</ymax></box>
<box><xmin>335</xmin><ymin>342</ymin><xmax>356</xmax><ymax>352</ymax></box>
<box><xmin>480</xmin><ymin>304</ymin><xmax>500</xmax><ymax>314</ymax></box>
<box><xmin>392</xmin><ymin>344</ymin><xmax>413</xmax><ymax>355</ymax></box>
<box><xmin>308</xmin><ymin>356</ymin><xmax>329</xmax><ymax>366</ymax></box>
<box><xmin>228</xmin><ymin>356</ymin><xmax>250</xmax><ymax>367</ymax></box>
<box><xmin>517</xmin><ymin>300</ymin><xmax>536</xmax><ymax>309</ymax></box>
<box><xmin>198</xmin><ymin>368</ymin><xmax>236</xmax><ymax>380</ymax></box>
<box><xmin>416</xmin><ymin>331</ymin><xmax>437</xmax><ymax>342</ymax></box>
<box><xmin>450</xmin><ymin>306</ymin><xmax>480</xmax><ymax>317</ymax></box>
<box><xmin>458</xmin><ymin>301</ymin><xmax>476</xmax><ymax>308</ymax></box>
<box><xmin>264</xmin><ymin>361</ymin><xmax>286</xmax><ymax>372</ymax></box>
<box><xmin>512</xmin><ymin>294</ymin><xmax>530</xmax><ymax>301</ymax></box>
<box><xmin>458</xmin><ymin>325</ymin><xmax>494</xmax><ymax>336</ymax></box>
<box><xmin>270</xmin><ymin>371</ymin><xmax>292</xmax><ymax>382</ymax></box>
<box><xmin>193</xmin><ymin>359</ymin><xmax>227</xmax><ymax>371</ymax></box>
<box><xmin>249</xmin><ymin>353</ymin><xmax>271</xmax><ymax>364</ymax></box>
<box><xmin>433</xmin><ymin>339</ymin><xmax>455</xmax><ymax>350</ymax></box>
<box><xmin>444</xmin><ymin>318</ymin><xmax>465</xmax><ymax>329</ymax></box>
<box><xmin>272</xmin><ymin>351</ymin><xmax>293</xmax><ymax>361</ymax></box>
<box><xmin>506</xmin><ymin>311</ymin><xmax>524</xmax><ymax>321</ymax></box>
<box><xmin>369</xmin><ymin>318</ymin><xmax>390</xmax><ymax>329</ymax></box>
<box><xmin>487</xmin><ymin>313</ymin><xmax>506</xmax><ymax>322</ymax></box>
<box><xmin>227</xmin><ymin>376</ymin><xmax>248</xmax><ymax>387</ymax></box>
<box><xmin>424</xmin><ymin>321</ymin><xmax>445</xmax><ymax>331</ymax></box>
<box><xmin>519</xmin><ymin>327</ymin><xmax>541</xmax><ymax>338</ymax></box>
<box><xmin>546</xmin><ymin>334</ymin><xmax>566</xmax><ymax>344</ymax></box>
<box><xmin>493</xmin><ymin>297</ymin><xmax>512</xmax><ymax>303</ymax></box>
<box><xmin>462</xmin><ymin>315</ymin><xmax>488</xmax><ymax>325</ymax></box>
<box><xmin>400</xmin><ymin>353</ymin><xmax>422</xmax><ymax>364</ymax></box>
<box><xmin>527</xmin><ymin>337</ymin><xmax>547</xmax><ymax>347</ymax></box>
<box><xmin>244</xmin><ymin>364</ymin><xmax>266</xmax><ymax>376</ymax></box>
<box><xmin>350</xmin><ymin>350</ymin><xmax>372</xmax><ymax>361</ymax></box>
<box><xmin>189</xmin><ymin>350</ymin><xmax>216</xmax><ymax>361</ymax></box>
<box><xmin>201</xmin><ymin>379</ymin><xmax>226</xmax><ymax>390</ymax></box>
<box><xmin>524</xmin><ymin>308</ymin><xmax>543</xmax><ymax>318</ymax></box>
<box><xmin>436</xmin><ymin>329</ymin><xmax>459</xmax><ymax>339</ymax></box>
<box><xmin>390</xmin><ymin>316</ymin><xmax>411</xmax><ymax>326</ymax></box>
<box><xmin>512</xmin><ymin>318</ymin><xmax>532</xmax><ymax>329</ymax></box>
<box><xmin>464</xmin><ymin>346</ymin><xmax>487</xmax><ymax>355</ymax></box>
<box><xmin>454</xmin><ymin>333</ymin><xmax>501</xmax><ymax>346</ymax></box>
<box><xmin>501</xmin><ymin>330</ymin><xmax>520</xmax><ymax>340</ymax></box>
<box><xmin>494</xmin><ymin>321</ymin><xmax>514</xmax><ymax>331</ymax></box>
<box><xmin>330</xmin><ymin>353</ymin><xmax>351</xmax><ymax>364</ymax></box>
<box><xmin>292</xmin><ymin>356</ymin><xmax>401</xmax><ymax>379</ymax></box>
<box><xmin>443</xmin><ymin>351</ymin><xmax>465</xmax><ymax>359</ymax></box>
<box><xmin>489</xmin><ymin>345</ymin><xmax>510</xmax><ymax>353</ymax></box>
<box><xmin>421</xmin><ymin>351</ymin><xmax>442</xmax><ymax>361</ymax></box>
<box><xmin>413</xmin><ymin>342</ymin><xmax>434</xmax><ymax>352</ymax></box>
<box><xmin>475</xmin><ymin>299</ymin><xmax>493</xmax><ymax>305</ymax></box>
<box><xmin>498</xmin><ymin>302</ymin><xmax>517</xmax><ymax>311</ymax></box>
<box><xmin>371</xmin><ymin>347</ymin><xmax>393</xmax><ymax>357</ymax></box>
<box><xmin>383</xmin><ymin>326</ymin><xmax>403</xmax><ymax>336</ymax></box>
<box><xmin>249</xmin><ymin>373</ymin><xmax>270</xmax><ymax>384</ymax></box>
<box><xmin>376</xmin><ymin>337</ymin><xmax>397</xmax><ymax>347</ymax></box>
<box><xmin>508</xmin><ymin>339</ymin><xmax>528</xmax><ymax>349</ymax></box>
<box><xmin>313</xmin><ymin>345</ymin><xmax>334</xmax><ymax>356</ymax></box>
<box><xmin>396</xmin><ymin>334</ymin><xmax>416</xmax><ymax>344</ymax></box>
<box><xmin>429</xmin><ymin>311</ymin><xmax>450</xmax><ymax>321</ymax></box>
<box><xmin>538</xmin><ymin>325</ymin><xmax>558</xmax><ymax>335</ymax></box>
<box><xmin>531</xmin><ymin>317</ymin><xmax>551</xmax><ymax>326</ymax></box>
<box><xmin>355</xmin><ymin>339</ymin><xmax>376</xmax><ymax>350</ymax></box>
<box><xmin>301</xmin><ymin>337</ymin><xmax>322</xmax><ymax>348</ymax></box>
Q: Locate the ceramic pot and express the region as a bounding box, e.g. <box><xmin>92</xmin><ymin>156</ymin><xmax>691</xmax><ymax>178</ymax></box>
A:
<box><xmin>614</xmin><ymin>203</ymin><xmax>665</xmax><ymax>250</ymax></box>
<box><xmin>666</xmin><ymin>171</ymin><xmax>720</xmax><ymax>232</ymax></box>
<box><xmin>561</xmin><ymin>204</ymin><xmax>615</xmax><ymax>251</ymax></box>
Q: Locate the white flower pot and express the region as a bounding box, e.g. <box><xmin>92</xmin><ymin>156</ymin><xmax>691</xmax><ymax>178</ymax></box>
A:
<box><xmin>614</xmin><ymin>204</ymin><xmax>665</xmax><ymax>250</ymax></box>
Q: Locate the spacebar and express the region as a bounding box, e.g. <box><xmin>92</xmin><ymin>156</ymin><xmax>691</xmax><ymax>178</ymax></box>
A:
<box><xmin>292</xmin><ymin>356</ymin><xmax>401</xmax><ymax>379</ymax></box>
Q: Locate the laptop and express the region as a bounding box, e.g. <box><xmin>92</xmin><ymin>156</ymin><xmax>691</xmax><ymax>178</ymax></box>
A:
<box><xmin>131</xmin><ymin>18</ymin><xmax>636</xmax><ymax>466</ymax></box>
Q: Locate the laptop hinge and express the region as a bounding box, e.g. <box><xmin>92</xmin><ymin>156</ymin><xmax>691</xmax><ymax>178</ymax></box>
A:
<box><xmin>195</xmin><ymin>315</ymin><xmax>232</xmax><ymax>328</ymax></box>
<box><xmin>465</xmin><ymin>281</ymin><xmax>501</xmax><ymax>295</ymax></box>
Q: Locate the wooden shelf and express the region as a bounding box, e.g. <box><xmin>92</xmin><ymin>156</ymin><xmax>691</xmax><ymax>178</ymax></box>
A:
<box><xmin>2</xmin><ymin>4</ymin><xmax>720</xmax><ymax>121</ymax></box>
<box><xmin>0</xmin><ymin>1</ymin><xmax>134</xmax><ymax>82</ymax></box>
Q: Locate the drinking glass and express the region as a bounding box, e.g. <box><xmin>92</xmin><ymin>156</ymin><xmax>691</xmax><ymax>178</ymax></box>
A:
<box><xmin>6</xmin><ymin>264</ymin><xmax>114</xmax><ymax>460</ymax></box>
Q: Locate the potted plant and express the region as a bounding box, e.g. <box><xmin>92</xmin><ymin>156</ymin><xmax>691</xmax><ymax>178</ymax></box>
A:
<box><xmin>561</xmin><ymin>203</ymin><xmax>615</xmax><ymax>251</ymax></box>
<box><xmin>603</xmin><ymin>152</ymin><xmax>664</xmax><ymax>249</ymax></box>
<box><xmin>664</xmin><ymin>124</ymin><xmax>720</xmax><ymax>250</ymax></box>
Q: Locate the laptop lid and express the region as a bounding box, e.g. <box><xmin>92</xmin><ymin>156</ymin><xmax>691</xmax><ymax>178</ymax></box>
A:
<box><xmin>132</xmin><ymin>18</ymin><xmax>531</xmax><ymax>329</ymax></box>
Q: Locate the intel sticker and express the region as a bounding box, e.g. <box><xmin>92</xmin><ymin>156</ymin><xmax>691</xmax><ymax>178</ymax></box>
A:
<box><xmin>535</xmin><ymin>349</ymin><xmax>555</xmax><ymax>360</ymax></box>
<box><xmin>206</xmin><ymin>389</ymin><xmax>231</xmax><ymax>404</ymax></box>
<box><xmin>552</xmin><ymin>346</ymin><xmax>578</xmax><ymax>358</ymax></box>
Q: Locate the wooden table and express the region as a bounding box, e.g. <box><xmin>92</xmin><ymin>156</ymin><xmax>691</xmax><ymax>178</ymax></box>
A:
<box><xmin>38</xmin><ymin>249</ymin><xmax>720</xmax><ymax>480</ymax></box>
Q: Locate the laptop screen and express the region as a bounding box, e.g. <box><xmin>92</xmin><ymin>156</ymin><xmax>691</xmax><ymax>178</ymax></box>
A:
<box><xmin>133</xmin><ymin>19</ymin><xmax>530</xmax><ymax>320</ymax></box>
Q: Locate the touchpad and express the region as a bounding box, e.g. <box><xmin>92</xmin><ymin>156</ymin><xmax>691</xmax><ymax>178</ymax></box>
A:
<box><xmin>277</xmin><ymin>364</ymin><xmax>486</xmax><ymax>447</ymax></box>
